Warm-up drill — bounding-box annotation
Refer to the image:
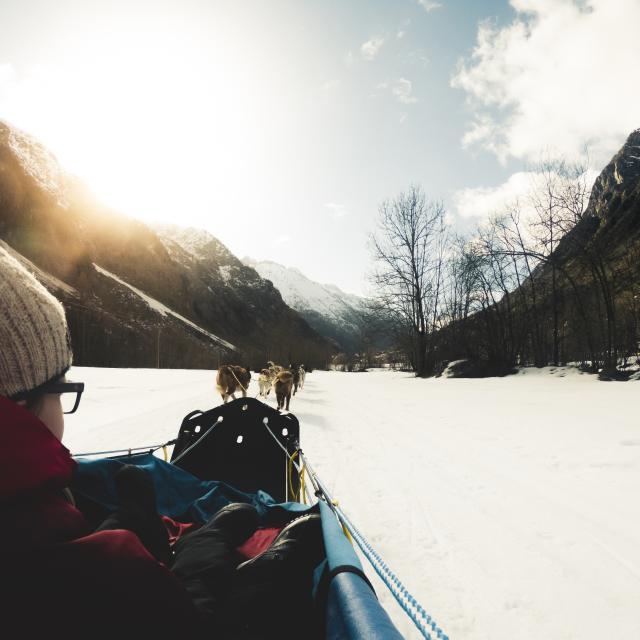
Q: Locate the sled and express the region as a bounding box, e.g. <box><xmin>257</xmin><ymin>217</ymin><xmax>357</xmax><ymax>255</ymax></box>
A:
<box><xmin>72</xmin><ymin>398</ymin><xmax>445</xmax><ymax>639</ymax></box>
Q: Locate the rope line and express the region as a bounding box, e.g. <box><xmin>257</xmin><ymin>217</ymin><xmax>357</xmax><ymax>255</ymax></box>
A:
<box><xmin>172</xmin><ymin>416</ymin><xmax>223</xmax><ymax>464</ymax></box>
<box><xmin>261</xmin><ymin>418</ymin><xmax>313</xmax><ymax>504</ymax></box>
<box><xmin>334</xmin><ymin>504</ymin><xmax>448</xmax><ymax>640</ymax></box>
<box><xmin>73</xmin><ymin>440</ymin><xmax>176</xmax><ymax>458</ymax></box>
<box><xmin>229</xmin><ymin>367</ymin><xmax>248</xmax><ymax>392</ymax></box>
<box><xmin>300</xmin><ymin>453</ymin><xmax>448</xmax><ymax>640</ymax></box>
<box><xmin>287</xmin><ymin>450</ymin><xmax>308</xmax><ymax>504</ymax></box>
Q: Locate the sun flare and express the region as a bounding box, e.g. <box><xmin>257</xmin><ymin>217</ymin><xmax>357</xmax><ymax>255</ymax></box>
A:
<box><xmin>1</xmin><ymin>14</ymin><xmax>284</xmax><ymax>226</ymax></box>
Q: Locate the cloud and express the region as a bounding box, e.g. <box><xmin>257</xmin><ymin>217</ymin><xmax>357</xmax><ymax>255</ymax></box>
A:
<box><xmin>417</xmin><ymin>0</ymin><xmax>442</xmax><ymax>12</ymax></box>
<box><xmin>397</xmin><ymin>18</ymin><xmax>411</xmax><ymax>39</ymax></box>
<box><xmin>452</xmin><ymin>166</ymin><xmax>600</xmax><ymax>221</ymax></box>
<box><xmin>405</xmin><ymin>48</ymin><xmax>430</xmax><ymax>67</ymax></box>
<box><xmin>451</xmin><ymin>0</ymin><xmax>640</xmax><ymax>166</ymax></box>
<box><xmin>324</xmin><ymin>202</ymin><xmax>349</xmax><ymax>219</ymax></box>
<box><xmin>391</xmin><ymin>78</ymin><xmax>418</xmax><ymax>104</ymax></box>
<box><xmin>361</xmin><ymin>36</ymin><xmax>385</xmax><ymax>61</ymax></box>
<box><xmin>345</xmin><ymin>50</ymin><xmax>356</xmax><ymax>68</ymax></box>
<box><xmin>377</xmin><ymin>79</ymin><xmax>418</xmax><ymax>104</ymax></box>
<box><xmin>453</xmin><ymin>172</ymin><xmax>535</xmax><ymax>219</ymax></box>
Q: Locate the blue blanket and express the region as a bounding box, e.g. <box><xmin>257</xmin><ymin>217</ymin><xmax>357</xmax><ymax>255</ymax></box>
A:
<box><xmin>72</xmin><ymin>453</ymin><xmax>312</xmax><ymax>525</ymax></box>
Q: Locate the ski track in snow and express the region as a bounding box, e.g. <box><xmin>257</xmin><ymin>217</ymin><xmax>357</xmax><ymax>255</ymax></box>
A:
<box><xmin>64</xmin><ymin>368</ymin><xmax>640</xmax><ymax>639</ymax></box>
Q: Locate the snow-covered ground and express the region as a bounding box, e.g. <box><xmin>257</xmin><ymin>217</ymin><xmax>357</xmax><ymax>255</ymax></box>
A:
<box><xmin>64</xmin><ymin>367</ymin><xmax>640</xmax><ymax>639</ymax></box>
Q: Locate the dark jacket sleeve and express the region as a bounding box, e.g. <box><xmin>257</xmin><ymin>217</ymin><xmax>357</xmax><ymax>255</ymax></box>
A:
<box><xmin>3</xmin><ymin>530</ymin><xmax>203</xmax><ymax>637</ymax></box>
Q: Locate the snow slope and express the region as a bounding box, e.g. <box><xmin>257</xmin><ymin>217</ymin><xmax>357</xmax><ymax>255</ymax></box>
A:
<box><xmin>243</xmin><ymin>258</ymin><xmax>365</xmax><ymax>350</ymax></box>
<box><xmin>63</xmin><ymin>368</ymin><xmax>640</xmax><ymax>639</ymax></box>
<box><xmin>93</xmin><ymin>264</ymin><xmax>237</xmax><ymax>351</ymax></box>
<box><xmin>243</xmin><ymin>258</ymin><xmax>364</xmax><ymax>323</ymax></box>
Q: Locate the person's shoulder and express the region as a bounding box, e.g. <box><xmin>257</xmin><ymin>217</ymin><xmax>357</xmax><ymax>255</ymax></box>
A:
<box><xmin>5</xmin><ymin>529</ymin><xmax>201</xmax><ymax>635</ymax></box>
<box><xmin>46</xmin><ymin>530</ymin><xmax>200</xmax><ymax>626</ymax></box>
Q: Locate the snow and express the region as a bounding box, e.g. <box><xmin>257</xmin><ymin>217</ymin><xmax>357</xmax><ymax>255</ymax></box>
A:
<box><xmin>63</xmin><ymin>367</ymin><xmax>640</xmax><ymax>639</ymax></box>
<box><xmin>3</xmin><ymin>122</ymin><xmax>68</xmax><ymax>207</ymax></box>
<box><xmin>218</xmin><ymin>264</ymin><xmax>233</xmax><ymax>283</ymax></box>
<box><xmin>93</xmin><ymin>264</ymin><xmax>238</xmax><ymax>351</ymax></box>
<box><xmin>154</xmin><ymin>224</ymin><xmax>218</xmax><ymax>258</ymax></box>
<box><xmin>243</xmin><ymin>258</ymin><xmax>364</xmax><ymax>325</ymax></box>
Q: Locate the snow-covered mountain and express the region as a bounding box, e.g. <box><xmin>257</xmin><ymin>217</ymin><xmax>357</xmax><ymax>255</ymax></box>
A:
<box><xmin>0</xmin><ymin>120</ymin><xmax>332</xmax><ymax>369</ymax></box>
<box><xmin>153</xmin><ymin>225</ymin><xmax>368</xmax><ymax>352</ymax></box>
<box><xmin>243</xmin><ymin>258</ymin><xmax>367</xmax><ymax>352</ymax></box>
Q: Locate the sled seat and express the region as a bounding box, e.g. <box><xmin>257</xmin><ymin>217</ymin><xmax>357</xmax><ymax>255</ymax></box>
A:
<box><xmin>171</xmin><ymin>397</ymin><xmax>300</xmax><ymax>503</ymax></box>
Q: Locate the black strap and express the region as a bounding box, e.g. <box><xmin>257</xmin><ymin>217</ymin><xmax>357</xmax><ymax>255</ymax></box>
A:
<box><xmin>327</xmin><ymin>565</ymin><xmax>377</xmax><ymax>597</ymax></box>
<box><xmin>313</xmin><ymin>562</ymin><xmax>378</xmax><ymax>637</ymax></box>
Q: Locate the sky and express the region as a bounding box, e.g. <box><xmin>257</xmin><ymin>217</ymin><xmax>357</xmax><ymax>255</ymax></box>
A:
<box><xmin>1</xmin><ymin>0</ymin><xmax>639</xmax><ymax>296</ymax></box>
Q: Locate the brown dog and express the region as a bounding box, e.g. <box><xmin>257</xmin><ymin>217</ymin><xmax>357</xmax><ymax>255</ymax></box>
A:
<box><xmin>216</xmin><ymin>365</ymin><xmax>251</xmax><ymax>403</ymax></box>
<box><xmin>273</xmin><ymin>370</ymin><xmax>293</xmax><ymax>411</ymax></box>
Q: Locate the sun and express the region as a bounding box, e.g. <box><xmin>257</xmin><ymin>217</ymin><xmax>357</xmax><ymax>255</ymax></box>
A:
<box><xmin>1</xmin><ymin>16</ymin><xmax>269</xmax><ymax>228</ymax></box>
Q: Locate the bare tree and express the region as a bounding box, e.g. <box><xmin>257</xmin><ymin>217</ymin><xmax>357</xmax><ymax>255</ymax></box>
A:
<box><xmin>526</xmin><ymin>155</ymin><xmax>593</xmax><ymax>364</ymax></box>
<box><xmin>370</xmin><ymin>185</ymin><xmax>448</xmax><ymax>376</ymax></box>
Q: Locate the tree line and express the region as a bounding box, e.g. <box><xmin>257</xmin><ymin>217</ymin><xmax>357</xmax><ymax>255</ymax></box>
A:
<box><xmin>369</xmin><ymin>160</ymin><xmax>640</xmax><ymax>377</ymax></box>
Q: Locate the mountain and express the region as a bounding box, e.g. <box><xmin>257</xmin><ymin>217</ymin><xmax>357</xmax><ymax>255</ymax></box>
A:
<box><xmin>0</xmin><ymin>120</ymin><xmax>333</xmax><ymax>369</ymax></box>
<box><xmin>241</xmin><ymin>258</ymin><xmax>367</xmax><ymax>352</ymax></box>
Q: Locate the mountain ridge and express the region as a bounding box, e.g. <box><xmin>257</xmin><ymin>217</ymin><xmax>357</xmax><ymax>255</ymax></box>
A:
<box><xmin>0</xmin><ymin>120</ymin><xmax>333</xmax><ymax>369</ymax></box>
<box><xmin>242</xmin><ymin>257</ymin><xmax>367</xmax><ymax>352</ymax></box>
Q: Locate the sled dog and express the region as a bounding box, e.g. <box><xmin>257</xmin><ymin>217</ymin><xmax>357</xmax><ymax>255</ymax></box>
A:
<box><xmin>273</xmin><ymin>371</ymin><xmax>294</xmax><ymax>411</ymax></box>
<box><xmin>216</xmin><ymin>365</ymin><xmax>251</xmax><ymax>403</ymax></box>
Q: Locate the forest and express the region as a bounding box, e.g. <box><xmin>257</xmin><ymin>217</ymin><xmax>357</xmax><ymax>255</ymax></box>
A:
<box><xmin>368</xmin><ymin>131</ymin><xmax>640</xmax><ymax>379</ymax></box>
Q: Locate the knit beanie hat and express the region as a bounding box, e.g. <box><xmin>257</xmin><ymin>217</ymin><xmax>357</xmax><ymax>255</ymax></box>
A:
<box><xmin>0</xmin><ymin>246</ymin><xmax>72</xmax><ymax>398</ymax></box>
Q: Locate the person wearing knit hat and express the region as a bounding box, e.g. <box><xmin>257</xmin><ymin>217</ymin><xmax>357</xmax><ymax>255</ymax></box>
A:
<box><xmin>0</xmin><ymin>246</ymin><xmax>76</xmax><ymax>441</ymax></box>
<box><xmin>0</xmin><ymin>245</ymin><xmax>202</xmax><ymax>635</ymax></box>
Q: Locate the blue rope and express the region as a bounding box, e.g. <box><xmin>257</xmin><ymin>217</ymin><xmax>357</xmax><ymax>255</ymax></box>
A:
<box><xmin>334</xmin><ymin>504</ymin><xmax>449</xmax><ymax>640</ymax></box>
<box><xmin>298</xmin><ymin>452</ymin><xmax>449</xmax><ymax>639</ymax></box>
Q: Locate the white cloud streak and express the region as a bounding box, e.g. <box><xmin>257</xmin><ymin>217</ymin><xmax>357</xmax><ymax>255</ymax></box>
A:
<box><xmin>378</xmin><ymin>78</ymin><xmax>418</xmax><ymax>104</ymax></box>
<box><xmin>417</xmin><ymin>0</ymin><xmax>443</xmax><ymax>12</ymax></box>
<box><xmin>361</xmin><ymin>35</ymin><xmax>385</xmax><ymax>61</ymax></box>
<box><xmin>392</xmin><ymin>78</ymin><xmax>418</xmax><ymax>104</ymax></box>
<box><xmin>453</xmin><ymin>172</ymin><xmax>537</xmax><ymax>219</ymax></box>
<box><xmin>452</xmin><ymin>0</ymin><xmax>640</xmax><ymax>166</ymax></box>
<box><xmin>453</xmin><ymin>166</ymin><xmax>600</xmax><ymax>221</ymax></box>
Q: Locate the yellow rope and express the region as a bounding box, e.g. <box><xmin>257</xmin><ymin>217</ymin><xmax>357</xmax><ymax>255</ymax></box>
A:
<box><xmin>162</xmin><ymin>445</ymin><xmax>168</xmax><ymax>462</ymax></box>
<box><xmin>299</xmin><ymin>464</ymin><xmax>307</xmax><ymax>505</ymax></box>
<box><xmin>288</xmin><ymin>451</ymin><xmax>299</xmax><ymax>500</ymax></box>
<box><xmin>332</xmin><ymin>499</ymin><xmax>352</xmax><ymax>542</ymax></box>
<box><xmin>287</xmin><ymin>451</ymin><xmax>308</xmax><ymax>504</ymax></box>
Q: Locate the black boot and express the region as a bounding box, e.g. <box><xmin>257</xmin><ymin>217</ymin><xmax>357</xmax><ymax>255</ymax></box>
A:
<box><xmin>172</xmin><ymin>502</ymin><xmax>260</xmax><ymax>571</ymax></box>
<box><xmin>96</xmin><ymin>464</ymin><xmax>171</xmax><ymax>565</ymax></box>
<box><xmin>171</xmin><ymin>503</ymin><xmax>260</xmax><ymax>629</ymax></box>
<box><xmin>235</xmin><ymin>512</ymin><xmax>324</xmax><ymax>579</ymax></box>
<box><xmin>225</xmin><ymin>513</ymin><xmax>325</xmax><ymax>639</ymax></box>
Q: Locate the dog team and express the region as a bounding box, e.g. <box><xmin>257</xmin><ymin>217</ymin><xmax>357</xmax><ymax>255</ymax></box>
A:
<box><xmin>216</xmin><ymin>361</ymin><xmax>306</xmax><ymax>411</ymax></box>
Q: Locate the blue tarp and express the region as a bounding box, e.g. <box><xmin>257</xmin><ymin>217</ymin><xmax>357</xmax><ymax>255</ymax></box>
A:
<box><xmin>73</xmin><ymin>453</ymin><xmax>312</xmax><ymax>524</ymax></box>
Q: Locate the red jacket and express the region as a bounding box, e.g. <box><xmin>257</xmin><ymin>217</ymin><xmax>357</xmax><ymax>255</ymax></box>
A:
<box><xmin>0</xmin><ymin>395</ymin><xmax>201</xmax><ymax>637</ymax></box>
